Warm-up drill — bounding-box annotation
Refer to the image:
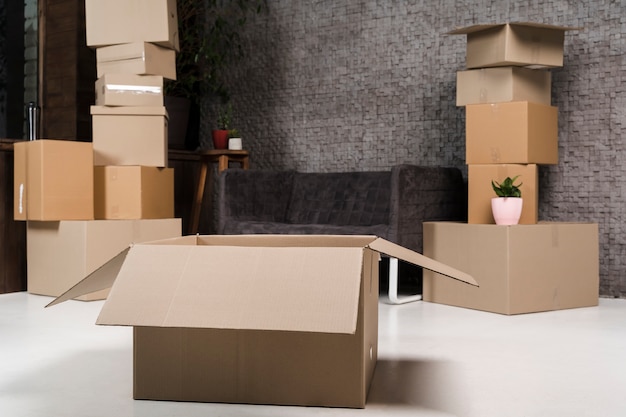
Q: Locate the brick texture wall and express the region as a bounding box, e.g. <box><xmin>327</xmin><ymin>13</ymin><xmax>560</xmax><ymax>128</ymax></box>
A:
<box><xmin>204</xmin><ymin>1</ymin><xmax>625</xmax><ymax>297</ymax></box>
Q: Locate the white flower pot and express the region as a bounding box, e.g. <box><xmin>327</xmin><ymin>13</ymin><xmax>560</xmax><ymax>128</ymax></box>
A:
<box><xmin>491</xmin><ymin>197</ymin><xmax>523</xmax><ymax>225</ymax></box>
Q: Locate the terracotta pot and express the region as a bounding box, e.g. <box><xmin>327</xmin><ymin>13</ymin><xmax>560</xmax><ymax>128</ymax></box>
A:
<box><xmin>491</xmin><ymin>197</ymin><xmax>523</xmax><ymax>225</ymax></box>
<box><xmin>212</xmin><ymin>130</ymin><xmax>229</xmax><ymax>149</ymax></box>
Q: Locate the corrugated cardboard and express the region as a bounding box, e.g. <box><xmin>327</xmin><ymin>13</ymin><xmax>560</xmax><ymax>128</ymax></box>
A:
<box><xmin>91</xmin><ymin>106</ymin><xmax>168</xmax><ymax>167</ymax></box>
<box><xmin>94</xmin><ymin>166</ymin><xmax>174</xmax><ymax>219</ymax></box>
<box><xmin>456</xmin><ymin>67</ymin><xmax>551</xmax><ymax>106</ymax></box>
<box><xmin>468</xmin><ymin>164</ymin><xmax>539</xmax><ymax>224</ymax></box>
<box><xmin>13</xmin><ymin>140</ymin><xmax>94</xmax><ymax>221</ymax></box>
<box><xmin>27</xmin><ymin>219</ymin><xmax>181</xmax><ymax>300</ymax></box>
<box><xmin>95</xmin><ymin>74</ymin><xmax>164</xmax><ymax>107</ymax></box>
<box><xmin>96</xmin><ymin>42</ymin><xmax>176</xmax><ymax>80</ymax></box>
<box><xmin>49</xmin><ymin>235</ymin><xmax>477</xmax><ymax>408</ymax></box>
<box><xmin>466</xmin><ymin>101</ymin><xmax>558</xmax><ymax>164</ymax></box>
<box><xmin>423</xmin><ymin>222</ymin><xmax>599</xmax><ymax>315</ymax></box>
<box><xmin>449</xmin><ymin>22</ymin><xmax>578</xmax><ymax>69</ymax></box>
<box><xmin>85</xmin><ymin>0</ymin><xmax>179</xmax><ymax>51</ymax></box>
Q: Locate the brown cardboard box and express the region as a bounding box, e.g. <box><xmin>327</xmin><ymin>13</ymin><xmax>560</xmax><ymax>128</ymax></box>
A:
<box><xmin>449</xmin><ymin>23</ymin><xmax>578</xmax><ymax>69</ymax></box>
<box><xmin>50</xmin><ymin>235</ymin><xmax>476</xmax><ymax>408</ymax></box>
<box><xmin>456</xmin><ymin>67</ymin><xmax>551</xmax><ymax>106</ymax></box>
<box><xmin>423</xmin><ymin>222</ymin><xmax>599</xmax><ymax>315</ymax></box>
<box><xmin>95</xmin><ymin>74</ymin><xmax>164</xmax><ymax>107</ymax></box>
<box><xmin>96</xmin><ymin>42</ymin><xmax>176</xmax><ymax>80</ymax></box>
<box><xmin>27</xmin><ymin>219</ymin><xmax>181</xmax><ymax>300</ymax></box>
<box><xmin>14</xmin><ymin>140</ymin><xmax>94</xmax><ymax>221</ymax></box>
<box><xmin>85</xmin><ymin>0</ymin><xmax>179</xmax><ymax>51</ymax></box>
<box><xmin>94</xmin><ymin>166</ymin><xmax>174</xmax><ymax>219</ymax></box>
<box><xmin>468</xmin><ymin>164</ymin><xmax>538</xmax><ymax>224</ymax></box>
<box><xmin>466</xmin><ymin>101</ymin><xmax>558</xmax><ymax>164</ymax></box>
<box><xmin>91</xmin><ymin>106</ymin><xmax>168</xmax><ymax>167</ymax></box>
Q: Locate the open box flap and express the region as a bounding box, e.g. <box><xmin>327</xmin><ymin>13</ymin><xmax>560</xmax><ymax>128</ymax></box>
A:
<box><xmin>448</xmin><ymin>22</ymin><xmax>581</xmax><ymax>35</ymax></box>
<box><xmin>367</xmin><ymin>238</ymin><xmax>478</xmax><ymax>286</ymax></box>
<box><xmin>85</xmin><ymin>243</ymin><xmax>364</xmax><ymax>334</ymax></box>
<box><xmin>46</xmin><ymin>247</ymin><xmax>130</xmax><ymax>308</ymax></box>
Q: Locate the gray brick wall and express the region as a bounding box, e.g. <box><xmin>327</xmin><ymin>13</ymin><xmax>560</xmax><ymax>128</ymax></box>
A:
<box><xmin>205</xmin><ymin>1</ymin><xmax>626</xmax><ymax>297</ymax></box>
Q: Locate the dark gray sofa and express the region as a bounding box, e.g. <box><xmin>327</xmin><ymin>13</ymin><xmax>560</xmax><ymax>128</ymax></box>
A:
<box><xmin>216</xmin><ymin>164</ymin><xmax>466</xmax><ymax>254</ymax></box>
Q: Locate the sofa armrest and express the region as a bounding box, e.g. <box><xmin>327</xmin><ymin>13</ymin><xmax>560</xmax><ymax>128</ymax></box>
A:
<box><xmin>216</xmin><ymin>169</ymin><xmax>295</xmax><ymax>234</ymax></box>
<box><xmin>388</xmin><ymin>165</ymin><xmax>466</xmax><ymax>253</ymax></box>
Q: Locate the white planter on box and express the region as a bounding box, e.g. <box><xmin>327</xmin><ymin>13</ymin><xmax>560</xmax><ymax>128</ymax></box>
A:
<box><xmin>491</xmin><ymin>197</ymin><xmax>523</xmax><ymax>225</ymax></box>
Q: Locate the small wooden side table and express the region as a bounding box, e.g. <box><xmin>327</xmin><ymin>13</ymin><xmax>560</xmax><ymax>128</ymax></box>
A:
<box><xmin>189</xmin><ymin>149</ymin><xmax>250</xmax><ymax>234</ymax></box>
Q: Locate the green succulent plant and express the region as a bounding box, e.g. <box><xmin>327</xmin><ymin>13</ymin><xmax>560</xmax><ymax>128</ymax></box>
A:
<box><xmin>492</xmin><ymin>176</ymin><xmax>522</xmax><ymax>198</ymax></box>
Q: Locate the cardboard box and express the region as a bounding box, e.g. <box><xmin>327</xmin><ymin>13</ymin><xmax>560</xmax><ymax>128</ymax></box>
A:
<box><xmin>96</xmin><ymin>74</ymin><xmax>164</xmax><ymax>107</ymax></box>
<box><xmin>91</xmin><ymin>105</ymin><xmax>168</xmax><ymax>167</ymax></box>
<box><xmin>468</xmin><ymin>164</ymin><xmax>538</xmax><ymax>224</ymax></box>
<box><xmin>423</xmin><ymin>222</ymin><xmax>599</xmax><ymax>315</ymax></box>
<box><xmin>466</xmin><ymin>101</ymin><xmax>558</xmax><ymax>164</ymax></box>
<box><xmin>456</xmin><ymin>67</ymin><xmax>551</xmax><ymax>106</ymax></box>
<box><xmin>85</xmin><ymin>0</ymin><xmax>179</xmax><ymax>51</ymax></box>
<box><xmin>50</xmin><ymin>235</ymin><xmax>476</xmax><ymax>408</ymax></box>
<box><xmin>449</xmin><ymin>23</ymin><xmax>578</xmax><ymax>69</ymax></box>
<box><xmin>94</xmin><ymin>166</ymin><xmax>174</xmax><ymax>219</ymax></box>
<box><xmin>14</xmin><ymin>140</ymin><xmax>94</xmax><ymax>221</ymax></box>
<box><xmin>27</xmin><ymin>219</ymin><xmax>181</xmax><ymax>300</ymax></box>
<box><xmin>96</xmin><ymin>42</ymin><xmax>176</xmax><ymax>80</ymax></box>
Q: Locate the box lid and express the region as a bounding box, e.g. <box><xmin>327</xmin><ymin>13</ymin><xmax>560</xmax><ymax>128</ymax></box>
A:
<box><xmin>448</xmin><ymin>22</ymin><xmax>580</xmax><ymax>35</ymax></box>
<box><xmin>48</xmin><ymin>235</ymin><xmax>476</xmax><ymax>334</ymax></box>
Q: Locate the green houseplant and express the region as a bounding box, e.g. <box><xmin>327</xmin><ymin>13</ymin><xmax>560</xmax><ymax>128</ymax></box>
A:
<box><xmin>212</xmin><ymin>103</ymin><xmax>233</xmax><ymax>149</ymax></box>
<box><xmin>164</xmin><ymin>0</ymin><xmax>267</xmax><ymax>149</ymax></box>
<box><xmin>491</xmin><ymin>176</ymin><xmax>523</xmax><ymax>225</ymax></box>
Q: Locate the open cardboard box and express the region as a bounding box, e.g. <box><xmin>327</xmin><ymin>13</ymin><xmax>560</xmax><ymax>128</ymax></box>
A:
<box><xmin>49</xmin><ymin>234</ymin><xmax>476</xmax><ymax>408</ymax></box>
<box><xmin>449</xmin><ymin>22</ymin><xmax>579</xmax><ymax>69</ymax></box>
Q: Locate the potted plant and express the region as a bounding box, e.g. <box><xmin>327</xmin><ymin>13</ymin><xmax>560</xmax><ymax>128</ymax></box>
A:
<box><xmin>227</xmin><ymin>128</ymin><xmax>243</xmax><ymax>150</ymax></box>
<box><xmin>491</xmin><ymin>176</ymin><xmax>523</xmax><ymax>225</ymax></box>
<box><xmin>164</xmin><ymin>0</ymin><xmax>267</xmax><ymax>150</ymax></box>
<box><xmin>212</xmin><ymin>103</ymin><xmax>232</xmax><ymax>149</ymax></box>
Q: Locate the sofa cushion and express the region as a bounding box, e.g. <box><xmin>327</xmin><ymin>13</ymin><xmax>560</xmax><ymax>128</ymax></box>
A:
<box><xmin>222</xmin><ymin>220</ymin><xmax>390</xmax><ymax>238</ymax></box>
<box><xmin>286</xmin><ymin>171</ymin><xmax>391</xmax><ymax>226</ymax></box>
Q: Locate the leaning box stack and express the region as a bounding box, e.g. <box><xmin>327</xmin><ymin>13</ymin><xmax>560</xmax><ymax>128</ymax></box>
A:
<box><xmin>12</xmin><ymin>0</ymin><xmax>183</xmax><ymax>301</ymax></box>
<box><xmin>423</xmin><ymin>23</ymin><xmax>600</xmax><ymax>315</ymax></box>
<box><xmin>87</xmin><ymin>0</ymin><xmax>178</xmax><ymax>221</ymax></box>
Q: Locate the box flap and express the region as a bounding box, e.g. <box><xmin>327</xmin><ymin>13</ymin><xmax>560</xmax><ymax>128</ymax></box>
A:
<box><xmin>367</xmin><ymin>238</ymin><xmax>478</xmax><ymax>286</ymax></box>
<box><xmin>95</xmin><ymin>244</ymin><xmax>365</xmax><ymax>334</ymax></box>
<box><xmin>448</xmin><ymin>22</ymin><xmax>580</xmax><ymax>35</ymax></box>
<box><xmin>46</xmin><ymin>247</ymin><xmax>130</xmax><ymax>307</ymax></box>
<box><xmin>90</xmin><ymin>105</ymin><xmax>168</xmax><ymax>117</ymax></box>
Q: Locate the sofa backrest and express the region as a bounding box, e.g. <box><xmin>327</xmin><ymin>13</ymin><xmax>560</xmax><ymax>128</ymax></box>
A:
<box><xmin>286</xmin><ymin>171</ymin><xmax>392</xmax><ymax>226</ymax></box>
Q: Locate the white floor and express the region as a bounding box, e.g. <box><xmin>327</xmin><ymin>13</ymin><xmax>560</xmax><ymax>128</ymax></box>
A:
<box><xmin>2</xmin><ymin>292</ymin><xmax>626</xmax><ymax>417</ymax></box>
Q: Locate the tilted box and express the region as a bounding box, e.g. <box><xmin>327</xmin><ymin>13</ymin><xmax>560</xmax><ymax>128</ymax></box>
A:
<box><xmin>85</xmin><ymin>0</ymin><xmax>179</xmax><ymax>51</ymax></box>
<box><xmin>96</xmin><ymin>42</ymin><xmax>176</xmax><ymax>81</ymax></box>
<box><xmin>449</xmin><ymin>22</ymin><xmax>578</xmax><ymax>69</ymax></box>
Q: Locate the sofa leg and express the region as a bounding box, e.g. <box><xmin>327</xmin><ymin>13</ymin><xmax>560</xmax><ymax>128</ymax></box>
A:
<box><xmin>387</xmin><ymin>257</ymin><xmax>422</xmax><ymax>304</ymax></box>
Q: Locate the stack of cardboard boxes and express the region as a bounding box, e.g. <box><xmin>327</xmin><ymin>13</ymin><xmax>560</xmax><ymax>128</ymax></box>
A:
<box><xmin>14</xmin><ymin>0</ymin><xmax>182</xmax><ymax>300</ymax></box>
<box><xmin>423</xmin><ymin>23</ymin><xmax>600</xmax><ymax>315</ymax></box>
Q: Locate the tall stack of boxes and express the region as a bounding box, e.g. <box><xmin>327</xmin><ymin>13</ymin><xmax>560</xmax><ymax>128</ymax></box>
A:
<box><xmin>14</xmin><ymin>0</ymin><xmax>182</xmax><ymax>300</ymax></box>
<box><xmin>423</xmin><ymin>23</ymin><xmax>600</xmax><ymax>315</ymax></box>
<box><xmin>87</xmin><ymin>0</ymin><xmax>178</xmax><ymax>220</ymax></box>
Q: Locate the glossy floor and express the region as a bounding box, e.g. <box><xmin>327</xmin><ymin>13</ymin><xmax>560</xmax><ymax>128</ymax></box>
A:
<box><xmin>2</xmin><ymin>292</ymin><xmax>626</xmax><ymax>417</ymax></box>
